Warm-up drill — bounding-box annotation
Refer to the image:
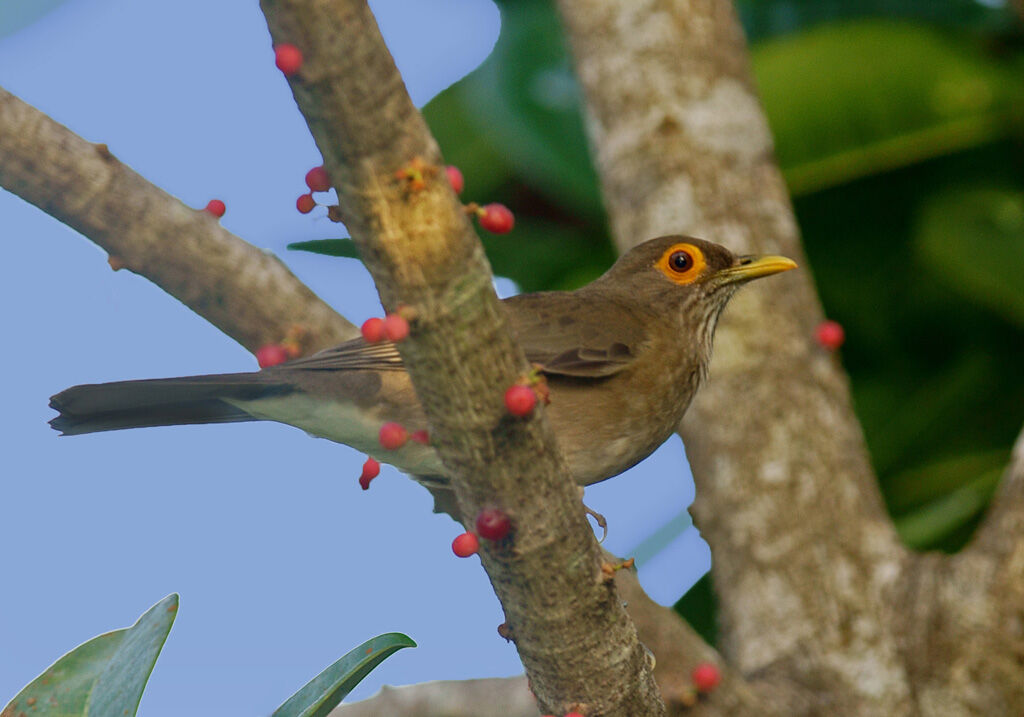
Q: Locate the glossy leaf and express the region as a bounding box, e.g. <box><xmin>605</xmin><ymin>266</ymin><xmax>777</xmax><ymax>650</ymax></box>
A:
<box><xmin>754</xmin><ymin>21</ymin><xmax>1020</xmax><ymax>195</ymax></box>
<box><xmin>2</xmin><ymin>594</ymin><xmax>178</xmax><ymax>717</ymax></box>
<box><xmin>273</xmin><ymin>633</ymin><xmax>416</xmax><ymax>717</ymax></box>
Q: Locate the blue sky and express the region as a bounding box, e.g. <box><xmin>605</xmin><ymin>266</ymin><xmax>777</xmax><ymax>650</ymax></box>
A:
<box><xmin>0</xmin><ymin>1</ymin><xmax>707</xmax><ymax>714</ymax></box>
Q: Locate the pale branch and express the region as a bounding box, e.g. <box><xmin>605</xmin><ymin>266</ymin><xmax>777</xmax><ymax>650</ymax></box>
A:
<box><xmin>967</xmin><ymin>422</ymin><xmax>1024</xmax><ymax>577</ymax></box>
<box><xmin>556</xmin><ymin>0</ymin><xmax>914</xmax><ymax>711</ymax></box>
<box><xmin>897</xmin><ymin>422</ymin><xmax>1024</xmax><ymax>712</ymax></box>
<box><xmin>613</xmin><ymin>563</ymin><xmax>777</xmax><ymax>715</ymax></box>
<box><xmin>258</xmin><ymin>1</ymin><xmax>664</xmax><ymax>714</ymax></box>
<box><xmin>331</xmin><ymin>677</ymin><xmax>539</xmax><ymax>717</ymax></box>
<box><xmin>0</xmin><ymin>85</ymin><xmax>355</xmax><ymax>354</ymax></box>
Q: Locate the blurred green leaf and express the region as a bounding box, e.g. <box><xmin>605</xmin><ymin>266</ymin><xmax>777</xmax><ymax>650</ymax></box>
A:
<box><xmin>455</xmin><ymin>0</ymin><xmax>605</xmax><ymax>220</ymax></box>
<box><xmin>886</xmin><ymin>449</ymin><xmax>1010</xmax><ymax>514</ymax></box>
<box><xmin>894</xmin><ymin>468</ymin><xmax>1003</xmax><ymax>549</ymax></box>
<box><xmin>3</xmin><ymin>594</ymin><xmax>178</xmax><ymax>717</ymax></box>
<box><xmin>273</xmin><ymin>633</ymin><xmax>416</xmax><ymax>717</ymax></box>
<box><xmin>754</xmin><ymin>21</ymin><xmax>1020</xmax><ymax>195</ymax></box>
<box><xmin>288</xmin><ymin>221</ymin><xmax>617</xmax><ymax>293</ymax></box>
<box><xmin>674</xmin><ymin>574</ymin><xmax>718</xmax><ymax>647</ymax></box>
<box><xmin>288</xmin><ymin>238</ymin><xmax>359</xmax><ymax>259</ymax></box>
<box><xmin>423</xmin><ymin>83</ymin><xmax>513</xmax><ymax>203</ymax></box>
<box><xmin>915</xmin><ymin>188</ymin><xmax>1024</xmax><ymax>328</ymax></box>
<box><xmin>737</xmin><ymin>0</ymin><xmax>1016</xmax><ymax>41</ymax></box>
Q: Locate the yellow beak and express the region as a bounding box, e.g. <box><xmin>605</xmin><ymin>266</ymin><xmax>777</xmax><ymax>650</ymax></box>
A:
<box><xmin>714</xmin><ymin>255</ymin><xmax>798</xmax><ymax>285</ymax></box>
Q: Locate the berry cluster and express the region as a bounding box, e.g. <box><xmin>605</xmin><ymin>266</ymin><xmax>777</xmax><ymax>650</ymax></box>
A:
<box><xmin>361</xmin><ymin>313</ymin><xmax>410</xmax><ymax>343</ymax></box>
<box><xmin>450</xmin><ymin>507</ymin><xmax>512</xmax><ymax>558</ymax></box>
<box><xmin>254</xmin><ymin>326</ymin><xmax>309</xmax><ymax>368</ymax></box>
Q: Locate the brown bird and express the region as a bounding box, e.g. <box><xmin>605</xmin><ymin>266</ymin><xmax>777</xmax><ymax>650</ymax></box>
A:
<box><xmin>49</xmin><ymin>236</ymin><xmax>795</xmax><ymax>486</ymax></box>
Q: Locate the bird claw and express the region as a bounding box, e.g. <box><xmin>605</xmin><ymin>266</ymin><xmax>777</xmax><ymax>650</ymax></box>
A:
<box><xmin>579</xmin><ymin>487</ymin><xmax>608</xmax><ymax>542</ymax></box>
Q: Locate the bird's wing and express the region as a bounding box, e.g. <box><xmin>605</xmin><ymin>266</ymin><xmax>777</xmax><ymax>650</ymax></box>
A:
<box><xmin>277</xmin><ymin>337</ymin><xmax>405</xmax><ymax>371</ymax></box>
<box><xmin>280</xmin><ymin>292</ymin><xmax>647</xmax><ymax>378</ymax></box>
<box><xmin>504</xmin><ymin>292</ymin><xmax>645</xmax><ymax>378</ymax></box>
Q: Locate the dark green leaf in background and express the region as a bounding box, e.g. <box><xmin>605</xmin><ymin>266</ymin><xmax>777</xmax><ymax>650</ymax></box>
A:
<box><xmin>915</xmin><ymin>188</ymin><xmax>1024</xmax><ymax>328</ymax></box>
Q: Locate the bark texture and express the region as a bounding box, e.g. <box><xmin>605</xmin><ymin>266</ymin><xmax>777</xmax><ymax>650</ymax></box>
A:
<box><xmin>259</xmin><ymin>1</ymin><xmax>664</xmax><ymax>714</ymax></box>
<box><xmin>0</xmin><ymin>86</ymin><xmax>354</xmax><ymax>354</ymax></box>
<box><xmin>555</xmin><ymin>0</ymin><xmax>1023</xmax><ymax>714</ymax></box>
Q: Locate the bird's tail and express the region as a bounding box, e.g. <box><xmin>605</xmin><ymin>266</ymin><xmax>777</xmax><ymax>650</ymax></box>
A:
<box><xmin>49</xmin><ymin>373</ymin><xmax>288</xmax><ymax>436</ymax></box>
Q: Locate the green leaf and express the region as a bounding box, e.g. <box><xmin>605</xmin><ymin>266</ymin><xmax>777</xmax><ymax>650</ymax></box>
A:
<box><xmin>894</xmin><ymin>469</ymin><xmax>1003</xmax><ymax>549</ymax></box>
<box><xmin>273</xmin><ymin>633</ymin><xmax>416</xmax><ymax>717</ymax></box>
<box><xmin>422</xmin><ymin>84</ymin><xmax>513</xmax><ymax>203</ymax></box>
<box><xmin>673</xmin><ymin>574</ymin><xmax>718</xmax><ymax>648</ymax></box>
<box><xmin>886</xmin><ymin>449</ymin><xmax>1010</xmax><ymax>514</ymax></box>
<box><xmin>737</xmin><ymin>0</ymin><xmax>1016</xmax><ymax>42</ymax></box>
<box><xmin>287</xmin><ymin>222</ymin><xmax>617</xmax><ymax>294</ymax></box>
<box><xmin>753</xmin><ymin>21</ymin><xmax>1021</xmax><ymax>195</ymax></box>
<box><xmin>915</xmin><ymin>187</ymin><xmax>1024</xmax><ymax>328</ymax></box>
<box><xmin>287</xmin><ymin>238</ymin><xmax>359</xmax><ymax>259</ymax></box>
<box><xmin>456</xmin><ymin>0</ymin><xmax>604</xmax><ymax>220</ymax></box>
<box><xmin>3</xmin><ymin>594</ymin><xmax>178</xmax><ymax>717</ymax></box>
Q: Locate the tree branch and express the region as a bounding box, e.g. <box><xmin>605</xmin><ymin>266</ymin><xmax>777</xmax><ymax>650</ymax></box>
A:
<box><xmin>896</xmin><ymin>423</ymin><xmax>1024</xmax><ymax>712</ymax></box>
<box><xmin>258</xmin><ymin>1</ymin><xmax>663</xmax><ymax>714</ymax></box>
<box><xmin>0</xmin><ymin>85</ymin><xmax>354</xmax><ymax>353</ymax></box>
<box><xmin>332</xmin><ymin>677</ymin><xmax>538</xmax><ymax>717</ymax></box>
<box><xmin>555</xmin><ymin>0</ymin><xmax>913</xmax><ymax>708</ymax></box>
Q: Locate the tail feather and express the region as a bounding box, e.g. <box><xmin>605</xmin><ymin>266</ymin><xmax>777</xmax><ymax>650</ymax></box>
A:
<box><xmin>49</xmin><ymin>373</ymin><xmax>288</xmax><ymax>436</ymax></box>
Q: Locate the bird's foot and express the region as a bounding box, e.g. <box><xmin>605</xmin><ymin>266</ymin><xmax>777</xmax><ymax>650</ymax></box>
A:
<box><xmin>579</xmin><ymin>487</ymin><xmax>608</xmax><ymax>542</ymax></box>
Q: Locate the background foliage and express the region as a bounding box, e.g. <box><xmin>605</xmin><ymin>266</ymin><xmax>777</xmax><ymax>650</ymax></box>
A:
<box><xmin>414</xmin><ymin>0</ymin><xmax>1024</xmax><ymax>643</ymax></box>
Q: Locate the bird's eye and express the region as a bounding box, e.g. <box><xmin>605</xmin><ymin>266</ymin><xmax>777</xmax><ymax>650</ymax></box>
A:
<box><xmin>656</xmin><ymin>242</ymin><xmax>706</xmax><ymax>285</ymax></box>
<box><xmin>669</xmin><ymin>251</ymin><xmax>692</xmax><ymax>273</ymax></box>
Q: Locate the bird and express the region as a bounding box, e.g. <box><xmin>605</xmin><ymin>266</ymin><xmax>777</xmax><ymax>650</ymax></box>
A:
<box><xmin>49</xmin><ymin>236</ymin><xmax>796</xmax><ymax>487</ymax></box>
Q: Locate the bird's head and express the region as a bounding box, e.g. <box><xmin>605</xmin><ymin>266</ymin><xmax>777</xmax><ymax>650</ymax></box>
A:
<box><xmin>597</xmin><ymin>235</ymin><xmax>797</xmax><ymax>311</ymax></box>
<box><xmin>589</xmin><ymin>235</ymin><xmax>798</xmax><ymax>361</ymax></box>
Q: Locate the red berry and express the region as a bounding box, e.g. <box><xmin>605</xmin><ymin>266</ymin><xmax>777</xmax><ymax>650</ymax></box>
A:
<box><xmin>565</xmin><ymin>713</ymin><xmax>585</xmax><ymax>717</ymax></box>
<box><xmin>305</xmin><ymin>165</ymin><xmax>331</xmax><ymax>192</ymax></box>
<box><xmin>478</xmin><ymin>203</ymin><xmax>514</xmax><ymax>234</ymax></box>
<box><xmin>361</xmin><ymin>317</ymin><xmax>386</xmax><ymax>343</ymax></box>
<box><xmin>451</xmin><ymin>532</ymin><xmax>479</xmax><ymax>558</ymax></box>
<box><xmin>358</xmin><ymin>457</ymin><xmax>380</xmax><ymax>490</ymax></box>
<box><xmin>504</xmin><ymin>384</ymin><xmax>537</xmax><ymax>417</ymax></box>
<box><xmin>379</xmin><ymin>422</ymin><xmax>408</xmax><ymax>450</ymax></box>
<box><xmin>274</xmin><ymin>44</ymin><xmax>303</xmax><ymax>76</ymax></box>
<box><xmin>204</xmin><ymin>199</ymin><xmax>226</xmax><ymax>218</ymax></box>
<box><xmin>815</xmin><ymin>319</ymin><xmax>845</xmax><ymax>351</ymax></box>
<box><xmin>296</xmin><ymin>193</ymin><xmax>315</xmax><ymax>214</ymax></box>
<box><xmin>446</xmin><ymin>165</ymin><xmax>464</xmax><ymax>194</ymax></box>
<box><xmin>476</xmin><ymin>508</ymin><xmax>511</xmax><ymax>541</ymax></box>
<box><xmin>410</xmin><ymin>429</ymin><xmax>429</xmax><ymax>445</ymax></box>
<box><xmin>383</xmin><ymin>313</ymin><xmax>410</xmax><ymax>342</ymax></box>
<box><xmin>255</xmin><ymin>344</ymin><xmax>288</xmax><ymax>368</ymax></box>
<box><xmin>692</xmin><ymin>662</ymin><xmax>721</xmax><ymax>692</ymax></box>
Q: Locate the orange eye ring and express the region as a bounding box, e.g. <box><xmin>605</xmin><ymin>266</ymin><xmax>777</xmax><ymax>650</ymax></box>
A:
<box><xmin>656</xmin><ymin>243</ymin><xmax>706</xmax><ymax>285</ymax></box>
